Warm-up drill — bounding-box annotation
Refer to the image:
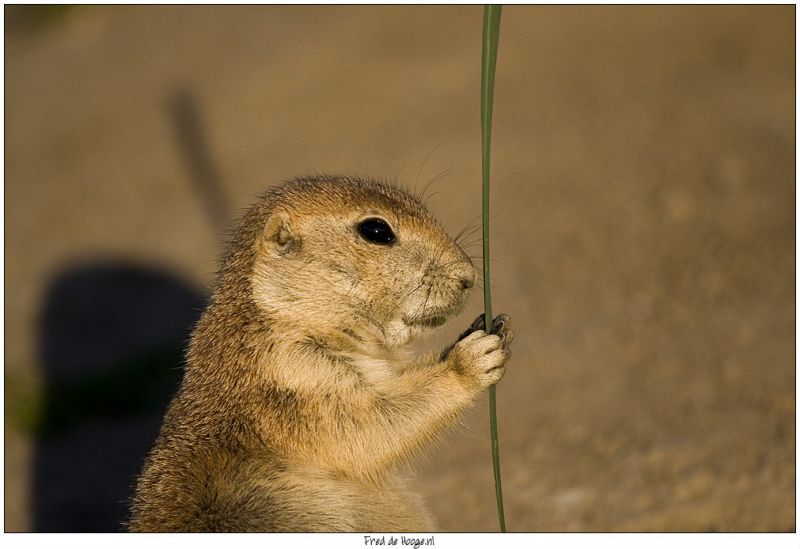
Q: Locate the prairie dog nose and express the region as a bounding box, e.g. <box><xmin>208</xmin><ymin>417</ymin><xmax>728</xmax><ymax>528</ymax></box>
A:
<box><xmin>454</xmin><ymin>261</ymin><xmax>476</xmax><ymax>290</ymax></box>
<box><xmin>461</xmin><ymin>274</ymin><xmax>475</xmax><ymax>290</ymax></box>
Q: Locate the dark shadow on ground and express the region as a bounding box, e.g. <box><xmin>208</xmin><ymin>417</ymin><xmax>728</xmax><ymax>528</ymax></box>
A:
<box><xmin>32</xmin><ymin>262</ymin><xmax>207</xmax><ymax>532</ymax></box>
<box><xmin>28</xmin><ymin>86</ymin><xmax>227</xmax><ymax>532</ymax></box>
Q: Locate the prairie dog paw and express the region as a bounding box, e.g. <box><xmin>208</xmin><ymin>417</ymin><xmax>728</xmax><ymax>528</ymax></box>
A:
<box><xmin>448</xmin><ymin>314</ymin><xmax>513</xmax><ymax>389</ymax></box>
<box><xmin>489</xmin><ymin>313</ymin><xmax>514</xmax><ymax>344</ymax></box>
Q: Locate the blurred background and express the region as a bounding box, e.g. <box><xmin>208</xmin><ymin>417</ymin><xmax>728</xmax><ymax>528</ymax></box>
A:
<box><xmin>4</xmin><ymin>5</ymin><xmax>794</xmax><ymax>532</ymax></box>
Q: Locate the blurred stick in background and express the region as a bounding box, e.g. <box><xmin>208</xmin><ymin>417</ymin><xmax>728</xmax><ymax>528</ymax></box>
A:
<box><xmin>169</xmin><ymin>88</ymin><xmax>230</xmax><ymax>232</ymax></box>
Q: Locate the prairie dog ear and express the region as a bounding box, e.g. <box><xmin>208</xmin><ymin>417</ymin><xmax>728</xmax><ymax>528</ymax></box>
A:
<box><xmin>263</xmin><ymin>210</ymin><xmax>301</xmax><ymax>254</ymax></box>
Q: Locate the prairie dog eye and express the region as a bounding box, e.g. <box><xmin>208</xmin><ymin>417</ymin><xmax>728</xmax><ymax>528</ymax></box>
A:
<box><xmin>357</xmin><ymin>218</ymin><xmax>396</xmax><ymax>245</ymax></box>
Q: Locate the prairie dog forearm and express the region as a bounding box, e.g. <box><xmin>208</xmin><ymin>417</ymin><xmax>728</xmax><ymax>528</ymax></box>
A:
<box><xmin>284</xmin><ymin>360</ymin><xmax>476</xmax><ymax>478</ymax></box>
<box><xmin>266</xmin><ymin>325</ymin><xmax>513</xmax><ymax>480</ymax></box>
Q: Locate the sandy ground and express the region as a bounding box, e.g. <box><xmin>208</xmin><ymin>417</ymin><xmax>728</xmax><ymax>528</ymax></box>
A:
<box><xmin>4</xmin><ymin>5</ymin><xmax>794</xmax><ymax>532</ymax></box>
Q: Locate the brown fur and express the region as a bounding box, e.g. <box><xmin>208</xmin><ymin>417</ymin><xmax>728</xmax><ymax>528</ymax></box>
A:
<box><xmin>127</xmin><ymin>175</ymin><xmax>513</xmax><ymax>532</ymax></box>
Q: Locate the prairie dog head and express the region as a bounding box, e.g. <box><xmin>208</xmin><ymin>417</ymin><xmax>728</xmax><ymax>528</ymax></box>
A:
<box><xmin>247</xmin><ymin>176</ymin><xmax>475</xmax><ymax>349</ymax></box>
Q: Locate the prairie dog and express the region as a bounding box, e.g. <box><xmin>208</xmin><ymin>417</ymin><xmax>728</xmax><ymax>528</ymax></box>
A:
<box><xmin>128</xmin><ymin>175</ymin><xmax>513</xmax><ymax>532</ymax></box>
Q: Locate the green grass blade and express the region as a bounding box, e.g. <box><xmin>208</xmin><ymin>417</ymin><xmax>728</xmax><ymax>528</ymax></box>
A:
<box><xmin>481</xmin><ymin>3</ymin><xmax>506</xmax><ymax>533</ymax></box>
